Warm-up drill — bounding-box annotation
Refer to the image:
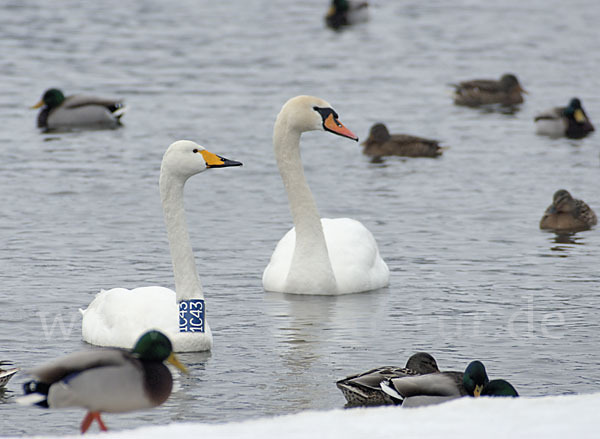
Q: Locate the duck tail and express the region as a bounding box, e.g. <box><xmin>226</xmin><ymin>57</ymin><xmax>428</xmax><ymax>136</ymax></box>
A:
<box><xmin>379</xmin><ymin>380</ymin><xmax>404</xmax><ymax>404</ymax></box>
<box><xmin>18</xmin><ymin>381</ymin><xmax>49</xmax><ymax>407</ymax></box>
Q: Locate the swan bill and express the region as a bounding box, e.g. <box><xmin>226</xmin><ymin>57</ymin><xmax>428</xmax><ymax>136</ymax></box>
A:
<box><xmin>323</xmin><ymin>113</ymin><xmax>359</xmax><ymax>141</ymax></box>
<box><xmin>200</xmin><ymin>150</ymin><xmax>243</xmax><ymax>168</ymax></box>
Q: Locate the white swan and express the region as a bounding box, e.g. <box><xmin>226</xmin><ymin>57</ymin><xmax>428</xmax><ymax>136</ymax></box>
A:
<box><xmin>262</xmin><ymin>95</ymin><xmax>389</xmax><ymax>295</ymax></box>
<box><xmin>81</xmin><ymin>140</ymin><xmax>242</xmax><ymax>352</ymax></box>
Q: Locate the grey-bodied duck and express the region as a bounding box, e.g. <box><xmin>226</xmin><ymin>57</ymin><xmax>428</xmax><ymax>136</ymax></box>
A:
<box><xmin>534</xmin><ymin>98</ymin><xmax>594</xmax><ymax>139</ymax></box>
<box><xmin>451</xmin><ymin>73</ymin><xmax>526</xmax><ymax>107</ymax></box>
<box><xmin>362</xmin><ymin>123</ymin><xmax>443</xmax><ymax>158</ymax></box>
<box><xmin>540</xmin><ymin>189</ymin><xmax>597</xmax><ymax>231</ymax></box>
<box><xmin>32</xmin><ymin>88</ymin><xmax>126</xmax><ymax>131</ymax></box>
<box><xmin>336</xmin><ymin>352</ymin><xmax>441</xmax><ymax>406</ymax></box>
<box><xmin>20</xmin><ymin>330</ymin><xmax>186</xmax><ymax>434</ymax></box>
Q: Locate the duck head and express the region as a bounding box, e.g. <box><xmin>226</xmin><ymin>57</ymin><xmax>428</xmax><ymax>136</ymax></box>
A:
<box><xmin>132</xmin><ymin>330</ymin><xmax>188</xmax><ymax>373</ymax></box>
<box><xmin>32</xmin><ymin>88</ymin><xmax>66</xmax><ymax>109</ymax></box>
<box><xmin>481</xmin><ymin>379</ymin><xmax>519</xmax><ymax>397</ymax></box>
<box><xmin>462</xmin><ymin>360</ymin><xmax>490</xmax><ymax>397</ymax></box>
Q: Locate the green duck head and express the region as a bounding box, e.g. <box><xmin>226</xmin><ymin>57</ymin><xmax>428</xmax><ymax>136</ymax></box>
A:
<box><xmin>32</xmin><ymin>88</ymin><xmax>66</xmax><ymax>110</ymax></box>
<box><xmin>564</xmin><ymin>98</ymin><xmax>588</xmax><ymax>124</ymax></box>
<box><xmin>132</xmin><ymin>330</ymin><xmax>188</xmax><ymax>374</ymax></box>
<box><xmin>481</xmin><ymin>379</ymin><xmax>519</xmax><ymax>397</ymax></box>
<box><xmin>463</xmin><ymin>360</ymin><xmax>489</xmax><ymax>396</ymax></box>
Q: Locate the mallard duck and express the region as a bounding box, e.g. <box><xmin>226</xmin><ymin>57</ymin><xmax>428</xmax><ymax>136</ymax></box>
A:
<box><xmin>451</xmin><ymin>73</ymin><xmax>526</xmax><ymax>107</ymax></box>
<box><xmin>379</xmin><ymin>360</ymin><xmax>490</xmax><ymax>407</ymax></box>
<box><xmin>0</xmin><ymin>361</ymin><xmax>19</xmax><ymax>388</ymax></box>
<box><xmin>540</xmin><ymin>189</ymin><xmax>597</xmax><ymax>231</ymax></box>
<box><xmin>325</xmin><ymin>0</ymin><xmax>369</xmax><ymax>30</ymax></box>
<box><xmin>20</xmin><ymin>330</ymin><xmax>186</xmax><ymax>434</ymax></box>
<box><xmin>480</xmin><ymin>379</ymin><xmax>519</xmax><ymax>397</ymax></box>
<box><xmin>31</xmin><ymin>88</ymin><xmax>126</xmax><ymax>131</ymax></box>
<box><xmin>534</xmin><ymin>98</ymin><xmax>595</xmax><ymax>139</ymax></box>
<box><xmin>336</xmin><ymin>352</ymin><xmax>440</xmax><ymax>406</ymax></box>
<box><xmin>362</xmin><ymin>123</ymin><xmax>443</xmax><ymax>158</ymax></box>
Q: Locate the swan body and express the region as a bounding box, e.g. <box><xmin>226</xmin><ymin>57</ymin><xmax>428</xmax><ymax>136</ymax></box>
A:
<box><xmin>534</xmin><ymin>98</ymin><xmax>595</xmax><ymax>139</ymax></box>
<box><xmin>32</xmin><ymin>88</ymin><xmax>125</xmax><ymax>130</ymax></box>
<box><xmin>81</xmin><ymin>141</ymin><xmax>241</xmax><ymax>352</ymax></box>
<box><xmin>21</xmin><ymin>331</ymin><xmax>187</xmax><ymax>434</ymax></box>
<box><xmin>263</xmin><ymin>95</ymin><xmax>389</xmax><ymax>295</ymax></box>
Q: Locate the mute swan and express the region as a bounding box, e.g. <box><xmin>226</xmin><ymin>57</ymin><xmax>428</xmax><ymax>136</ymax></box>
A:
<box><xmin>539</xmin><ymin>189</ymin><xmax>597</xmax><ymax>231</ymax></box>
<box><xmin>262</xmin><ymin>95</ymin><xmax>389</xmax><ymax>295</ymax></box>
<box><xmin>362</xmin><ymin>123</ymin><xmax>444</xmax><ymax>158</ymax></box>
<box><xmin>450</xmin><ymin>73</ymin><xmax>526</xmax><ymax>107</ymax></box>
<box><xmin>81</xmin><ymin>140</ymin><xmax>242</xmax><ymax>352</ymax></box>
<box><xmin>534</xmin><ymin>98</ymin><xmax>595</xmax><ymax>139</ymax></box>
<box><xmin>32</xmin><ymin>88</ymin><xmax>126</xmax><ymax>130</ymax></box>
<box><xmin>21</xmin><ymin>330</ymin><xmax>186</xmax><ymax>434</ymax></box>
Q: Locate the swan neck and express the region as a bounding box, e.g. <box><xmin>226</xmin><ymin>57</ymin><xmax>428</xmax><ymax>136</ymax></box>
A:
<box><xmin>159</xmin><ymin>171</ymin><xmax>203</xmax><ymax>301</ymax></box>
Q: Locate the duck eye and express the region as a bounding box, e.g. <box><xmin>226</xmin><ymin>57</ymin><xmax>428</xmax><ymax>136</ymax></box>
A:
<box><xmin>193</xmin><ymin>149</ymin><xmax>198</xmax><ymax>153</ymax></box>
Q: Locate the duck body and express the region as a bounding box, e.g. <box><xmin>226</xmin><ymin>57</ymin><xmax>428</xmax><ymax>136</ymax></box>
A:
<box><xmin>81</xmin><ymin>141</ymin><xmax>241</xmax><ymax>352</ymax></box>
<box><xmin>21</xmin><ymin>331</ymin><xmax>186</xmax><ymax>433</ymax></box>
<box><xmin>0</xmin><ymin>361</ymin><xmax>19</xmax><ymax>388</ymax></box>
<box><xmin>534</xmin><ymin>98</ymin><xmax>595</xmax><ymax>139</ymax></box>
<box><xmin>33</xmin><ymin>88</ymin><xmax>125</xmax><ymax>130</ymax></box>
<box><xmin>262</xmin><ymin>96</ymin><xmax>389</xmax><ymax>295</ymax></box>
<box><xmin>540</xmin><ymin>189</ymin><xmax>597</xmax><ymax>231</ymax></box>
<box><xmin>362</xmin><ymin>123</ymin><xmax>443</xmax><ymax>158</ymax></box>
<box><xmin>379</xmin><ymin>360</ymin><xmax>490</xmax><ymax>407</ymax></box>
<box><xmin>451</xmin><ymin>74</ymin><xmax>526</xmax><ymax>107</ymax></box>
<box><xmin>336</xmin><ymin>352</ymin><xmax>440</xmax><ymax>406</ymax></box>
<box><xmin>325</xmin><ymin>0</ymin><xmax>369</xmax><ymax>30</ymax></box>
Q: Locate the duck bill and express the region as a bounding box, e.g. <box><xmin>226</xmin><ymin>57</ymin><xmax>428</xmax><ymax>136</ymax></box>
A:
<box><xmin>31</xmin><ymin>100</ymin><xmax>44</xmax><ymax>109</ymax></box>
<box><xmin>200</xmin><ymin>150</ymin><xmax>243</xmax><ymax>168</ymax></box>
<box><xmin>167</xmin><ymin>353</ymin><xmax>189</xmax><ymax>374</ymax></box>
<box><xmin>518</xmin><ymin>86</ymin><xmax>528</xmax><ymax>94</ymax></box>
<box><xmin>473</xmin><ymin>384</ymin><xmax>484</xmax><ymax>397</ymax></box>
<box><xmin>323</xmin><ymin>113</ymin><xmax>359</xmax><ymax>141</ymax></box>
<box><xmin>574</xmin><ymin>109</ymin><xmax>587</xmax><ymax>123</ymax></box>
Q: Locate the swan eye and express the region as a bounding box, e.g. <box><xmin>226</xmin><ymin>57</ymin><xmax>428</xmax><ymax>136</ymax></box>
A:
<box><xmin>193</xmin><ymin>149</ymin><xmax>198</xmax><ymax>153</ymax></box>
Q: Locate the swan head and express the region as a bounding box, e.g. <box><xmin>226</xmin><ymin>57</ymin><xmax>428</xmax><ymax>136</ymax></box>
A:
<box><xmin>276</xmin><ymin>95</ymin><xmax>358</xmax><ymax>141</ymax></box>
<box><xmin>161</xmin><ymin>140</ymin><xmax>242</xmax><ymax>180</ymax></box>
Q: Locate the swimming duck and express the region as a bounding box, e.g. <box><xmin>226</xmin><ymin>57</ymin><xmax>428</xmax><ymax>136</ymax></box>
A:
<box><xmin>451</xmin><ymin>73</ymin><xmax>526</xmax><ymax>107</ymax></box>
<box><xmin>534</xmin><ymin>98</ymin><xmax>595</xmax><ymax>139</ymax></box>
<box><xmin>32</xmin><ymin>88</ymin><xmax>126</xmax><ymax>130</ymax></box>
<box><xmin>0</xmin><ymin>361</ymin><xmax>19</xmax><ymax>388</ymax></box>
<box><xmin>325</xmin><ymin>0</ymin><xmax>369</xmax><ymax>30</ymax></box>
<box><xmin>540</xmin><ymin>189</ymin><xmax>597</xmax><ymax>231</ymax></box>
<box><xmin>336</xmin><ymin>352</ymin><xmax>440</xmax><ymax>406</ymax></box>
<box><xmin>262</xmin><ymin>95</ymin><xmax>389</xmax><ymax>295</ymax></box>
<box><xmin>81</xmin><ymin>141</ymin><xmax>242</xmax><ymax>352</ymax></box>
<box><xmin>21</xmin><ymin>330</ymin><xmax>186</xmax><ymax>434</ymax></box>
<box><xmin>362</xmin><ymin>123</ymin><xmax>443</xmax><ymax>158</ymax></box>
<box><xmin>379</xmin><ymin>360</ymin><xmax>490</xmax><ymax>407</ymax></box>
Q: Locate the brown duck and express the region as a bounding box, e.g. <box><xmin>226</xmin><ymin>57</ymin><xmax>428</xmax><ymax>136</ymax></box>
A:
<box><xmin>451</xmin><ymin>73</ymin><xmax>526</xmax><ymax>106</ymax></box>
<box><xmin>540</xmin><ymin>189</ymin><xmax>597</xmax><ymax>231</ymax></box>
<box><xmin>362</xmin><ymin>123</ymin><xmax>443</xmax><ymax>158</ymax></box>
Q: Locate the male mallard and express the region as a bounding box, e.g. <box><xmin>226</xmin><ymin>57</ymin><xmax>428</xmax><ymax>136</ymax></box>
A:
<box><xmin>534</xmin><ymin>98</ymin><xmax>595</xmax><ymax>139</ymax></box>
<box><xmin>325</xmin><ymin>0</ymin><xmax>369</xmax><ymax>30</ymax></box>
<box><xmin>0</xmin><ymin>361</ymin><xmax>19</xmax><ymax>388</ymax></box>
<box><xmin>336</xmin><ymin>352</ymin><xmax>441</xmax><ymax>406</ymax></box>
<box><xmin>379</xmin><ymin>360</ymin><xmax>491</xmax><ymax>407</ymax></box>
<box><xmin>540</xmin><ymin>189</ymin><xmax>597</xmax><ymax>231</ymax></box>
<box><xmin>362</xmin><ymin>123</ymin><xmax>444</xmax><ymax>158</ymax></box>
<box><xmin>451</xmin><ymin>73</ymin><xmax>526</xmax><ymax>107</ymax></box>
<box><xmin>21</xmin><ymin>330</ymin><xmax>186</xmax><ymax>434</ymax></box>
<box><xmin>32</xmin><ymin>88</ymin><xmax>126</xmax><ymax>131</ymax></box>
<box><xmin>481</xmin><ymin>379</ymin><xmax>519</xmax><ymax>397</ymax></box>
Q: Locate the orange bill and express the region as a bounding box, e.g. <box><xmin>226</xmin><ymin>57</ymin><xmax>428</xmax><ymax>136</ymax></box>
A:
<box><xmin>323</xmin><ymin>113</ymin><xmax>359</xmax><ymax>141</ymax></box>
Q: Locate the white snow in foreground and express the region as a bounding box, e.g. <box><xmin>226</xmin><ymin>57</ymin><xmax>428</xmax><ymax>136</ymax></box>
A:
<box><xmin>18</xmin><ymin>393</ymin><xmax>600</xmax><ymax>439</ymax></box>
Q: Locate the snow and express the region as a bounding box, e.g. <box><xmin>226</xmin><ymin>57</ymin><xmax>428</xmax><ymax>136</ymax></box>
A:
<box><xmin>14</xmin><ymin>393</ymin><xmax>600</xmax><ymax>439</ymax></box>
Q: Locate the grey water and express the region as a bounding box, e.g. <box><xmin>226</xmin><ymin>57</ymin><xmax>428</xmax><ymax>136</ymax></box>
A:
<box><xmin>1</xmin><ymin>0</ymin><xmax>599</xmax><ymax>435</ymax></box>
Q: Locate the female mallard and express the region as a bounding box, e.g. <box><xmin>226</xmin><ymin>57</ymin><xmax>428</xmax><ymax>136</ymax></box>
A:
<box><xmin>540</xmin><ymin>189</ymin><xmax>597</xmax><ymax>231</ymax></box>
<box><xmin>362</xmin><ymin>123</ymin><xmax>443</xmax><ymax>158</ymax></box>
<box><xmin>32</xmin><ymin>88</ymin><xmax>126</xmax><ymax>131</ymax></box>
<box><xmin>336</xmin><ymin>352</ymin><xmax>440</xmax><ymax>406</ymax></box>
<box><xmin>325</xmin><ymin>0</ymin><xmax>369</xmax><ymax>30</ymax></box>
<box><xmin>451</xmin><ymin>73</ymin><xmax>526</xmax><ymax>106</ymax></box>
<box><xmin>0</xmin><ymin>361</ymin><xmax>19</xmax><ymax>388</ymax></box>
<box><xmin>21</xmin><ymin>330</ymin><xmax>186</xmax><ymax>434</ymax></box>
<box><xmin>534</xmin><ymin>98</ymin><xmax>595</xmax><ymax>139</ymax></box>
